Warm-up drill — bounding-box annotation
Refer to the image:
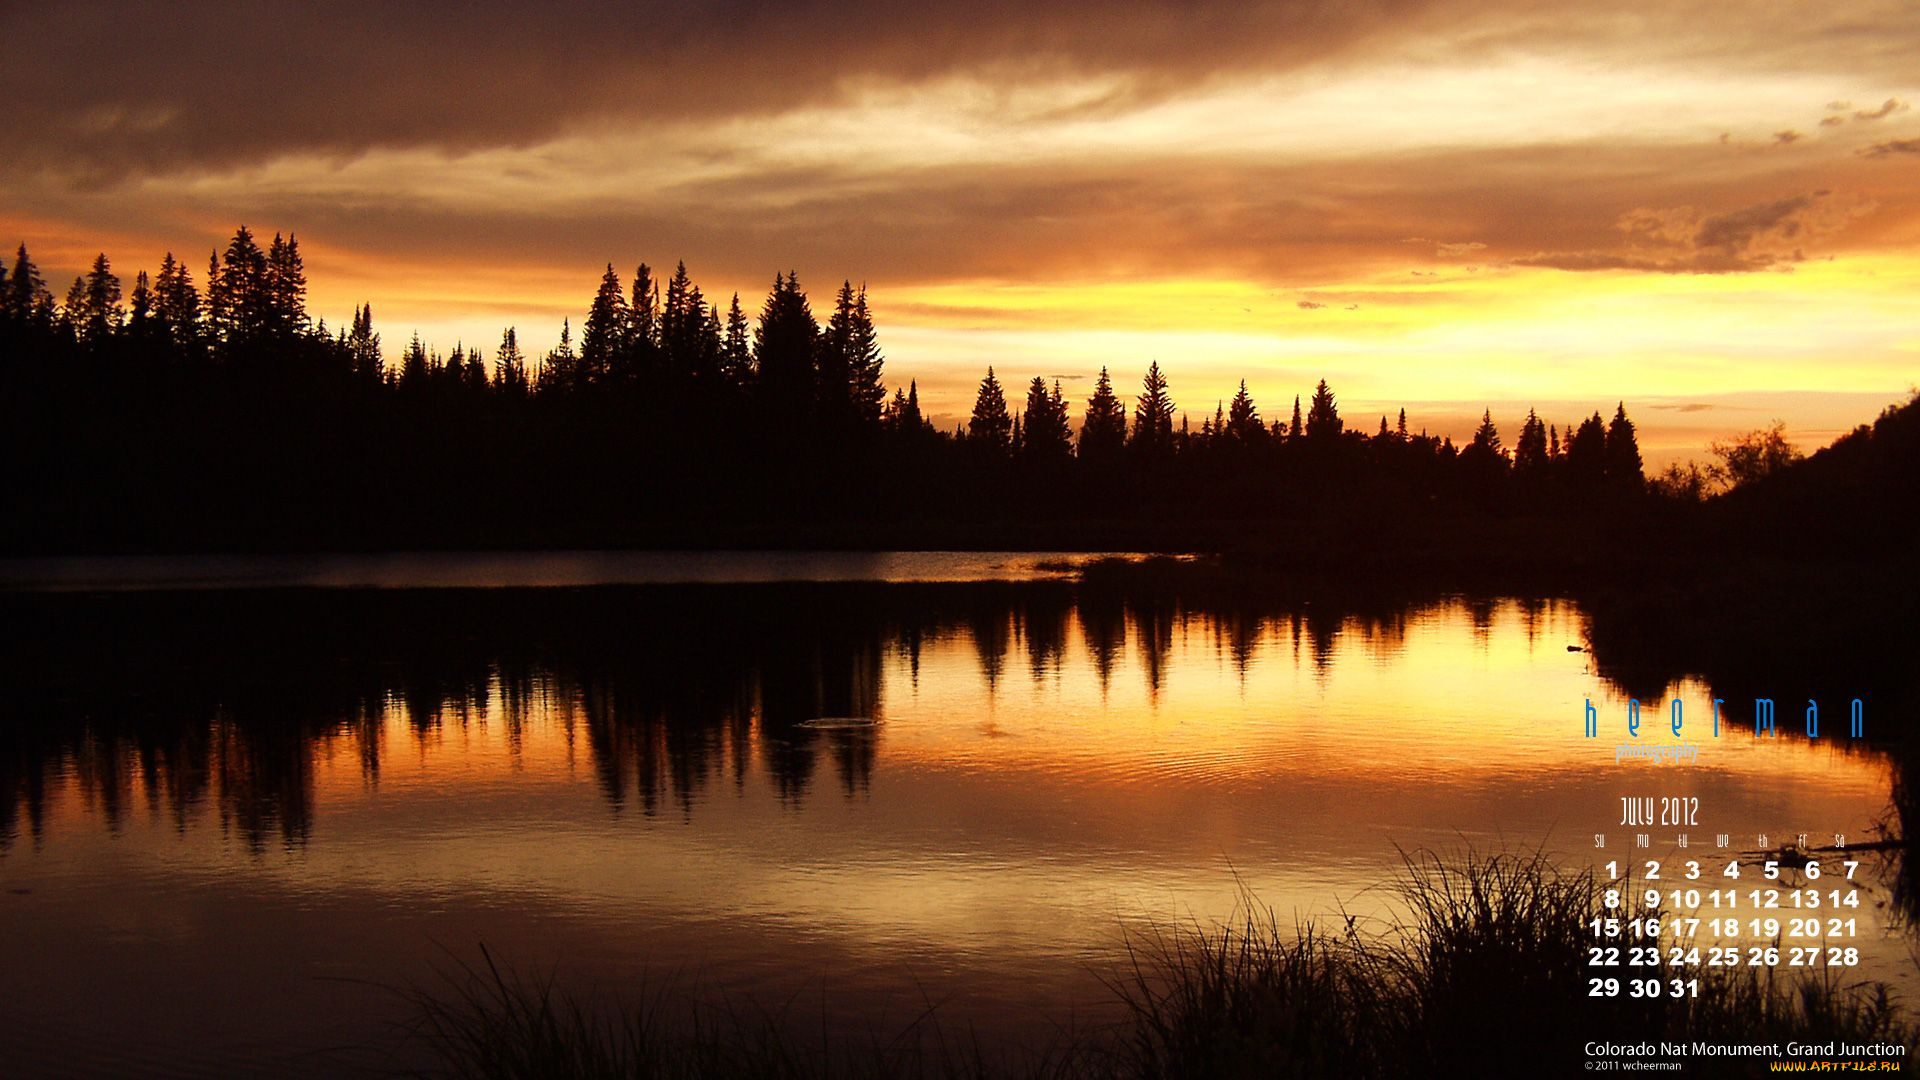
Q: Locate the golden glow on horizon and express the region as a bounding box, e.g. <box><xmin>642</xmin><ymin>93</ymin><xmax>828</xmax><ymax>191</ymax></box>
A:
<box><xmin>9</xmin><ymin>7</ymin><xmax>1920</xmax><ymax>463</ymax></box>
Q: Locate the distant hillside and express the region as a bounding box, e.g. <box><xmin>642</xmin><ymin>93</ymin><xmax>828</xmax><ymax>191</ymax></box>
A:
<box><xmin>1713</xmin><ymin>390</ymin><xmax>1919</xmax><ymax>560</ymax></box>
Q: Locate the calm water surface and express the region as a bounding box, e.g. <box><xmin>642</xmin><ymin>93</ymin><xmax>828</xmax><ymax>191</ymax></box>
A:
<box><xmin>0</xmin><ymin>554</ymin><xmax>1901</xmax><ymax>1077</ymax></box>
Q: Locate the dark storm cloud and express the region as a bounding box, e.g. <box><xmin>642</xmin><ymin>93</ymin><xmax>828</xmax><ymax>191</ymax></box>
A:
<box><xmin>1514</xmin><ymin>191</ymin><xmax>1870</xmax><ymax>274</ymax></box>
<box><xmin>1694</xmin><ymin>192</ymin><xmax>1825</xmax><ymax>253</ymax></box>
<box><xmin>19</xmin><ymin>132</ymin><xmax>1893</xmax><ymax>297</ymax></box>
<box><xmin>0</xmin><ymin>0</ymin><xmax>1437</xmax><ymax>179</ymax></box>
<box><xmin>1859</xmin><ymin>139</ymin><xmax>1920</xmax><ymax>157</ymax></box>
<box><xmin>1853</xmin><ymin>98</ymin><xmax>1909</xmax><ymax>120</ymax></box>
<box><xmin>8</xmin><ymin>1</ymin><xmax>1920</xmax><ymax>184</ymax></box>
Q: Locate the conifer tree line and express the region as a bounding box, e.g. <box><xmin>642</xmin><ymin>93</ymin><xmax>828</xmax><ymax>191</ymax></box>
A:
<box><xmin>1</xmin><ymin>227</ymin><xmax>1653</xmax><ymax>552</ymax></box>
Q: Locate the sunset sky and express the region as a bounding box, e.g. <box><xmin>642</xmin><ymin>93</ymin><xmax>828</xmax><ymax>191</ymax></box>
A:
<box><xmin>5</xmin><ymin>1</ymin><xmax>1918</xmax><ymax>463</ymax></box>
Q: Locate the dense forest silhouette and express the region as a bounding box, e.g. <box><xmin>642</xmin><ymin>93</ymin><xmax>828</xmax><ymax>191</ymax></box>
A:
<box><xmin>0</xmin><ymin>226</ymin><xmax>1796</xmax><ymax>557</ymax></box>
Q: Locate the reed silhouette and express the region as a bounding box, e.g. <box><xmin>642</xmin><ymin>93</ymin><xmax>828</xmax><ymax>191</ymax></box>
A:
<box><xmin>403</xmin><ymin>850</ymin><xmax>1915</xmax><ymax>1079</ymax></box>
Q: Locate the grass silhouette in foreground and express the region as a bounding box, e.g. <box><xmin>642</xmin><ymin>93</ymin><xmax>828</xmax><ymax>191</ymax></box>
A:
<box><xmin>407</xmin><ymin>850</ymin><xmax>1915</xmax><ymax>1079</ymax></box>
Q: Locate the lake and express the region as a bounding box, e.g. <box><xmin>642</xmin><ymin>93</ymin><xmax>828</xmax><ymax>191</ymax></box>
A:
<box><xmin>0</xmin><ymin>553</ymin><xmax>1902</xmax><ymax>1077</ymax></box>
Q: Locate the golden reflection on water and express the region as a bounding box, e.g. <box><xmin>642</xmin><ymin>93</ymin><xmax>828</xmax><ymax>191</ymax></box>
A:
<box><xmin>2</xmin><ymin>594</ymin><xmax>1901</xmax><ymax>1073</ymax></box>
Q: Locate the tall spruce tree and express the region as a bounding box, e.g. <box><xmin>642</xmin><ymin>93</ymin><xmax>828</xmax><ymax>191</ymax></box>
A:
<box><xmin>968</xmin><ymin>366</ymin><xmax>1013</xmax><ymax>454</ymax></box>
<box><xmin>399</xmin><ymin>332</ymin><xmax>431</xmax><ymax>388</ymax></box>
<box><xmin>1604</xmin><ymin>402</ymin><xmax>1644</xmax><ymax>489</ymax></box>
<box><xmin>1130</xmin><ymin>361</ymin><xmax>1175</xmax><ymax>456</ymax></box>
<box><xmin>1467</xmin><ymin>409</ymin><xmax>1505</xmax><ymax>461</ymax></box>
<box><xmin>693</xmin><ymin>296</ymin><xmax>723</xmax><ymax>392</ymax></box>
<box><xmin>61</xmin><ymin>275</ymin><xmax>86</xmax><ymax>336</ymax></box>
<box><xmin>1566</xmin><ymin>411</ymin><xmax>1608</xmax><ymax>485</ymax></box>
<box><xmin>346</xmin><ymin>305</ymin><xmax>383</xmax><ymax>383</ymax></box>
<box><xmin>494</xmin><ymin>326</ymin><xmax>528</xmax><ymax>395</ymax></box>
<box><xmin>1020</xmin><ymin>375</ymin><xmax>1072</xmax><ymax>461</ymax></box>
<box><xmin>628</xmin><ymin>264</ymin><xmax>659</xmax><ymax>354</ymax></box>
<box><xmin>1514</xmin><ymin>409</ymin><xmax>1549</xmax><ymax>474</ymax></box>
<box><xmin>1226</xmin><ymin>380</ymin><xmax>1263</xmax><ymax>444</ymax></box>
<box><xmin>721</xmin><ymin>293</ymin><xmax>753</xmax><ymax>390</ymax></box>
<box><xmin>128</xmin><ymin>270</ymin><xmax>154</xmax><ymax>334</ymax></box>
<box><xmin>579</xmin><ymin>263</ymin><xmax>629</xmax><ymax>387</ymax></box>
<box><xmin>899</xmin><ymin>379</ymin><xmax>926</xmax><ymax>433</ymax></box>
<box><xmin>1079</xmin><ymin>366</ymin><xmax>1127</xmax><ymax>463</ymax></box>
<box><xmin>660</xmin><ymin>260</ymin><xmax>707</xmax><ymax>390</ymax></box>
<box><xmin>753</xmin><ymin>272</ymin><xmax>818</xmax><ymax>418</ymax></box>
<box><xmin>77</xmin><ymin>253</ymin><xmax>123</xmax><ymax>340</ymax></box>
<box><xmin>847</xmin><ymin>286</ymin><xmax>885</xmax><ymax>427</ymax></box>
<box><xmin>539</xmin><ymin>319</ymin><xmax>576</xmax><ymax>393</ymax></box>
<box><xmin>817</xmin><ymin>280</ymin><xmax>858</xmax><ymax>429</ymax></box>
<box><xmin>208</xmin><ymin>226</ymin><xmax>270</xmax><ymax>347</ymax></box>
<box><xmin>1305</xmin><ymin>380</ymin><xmax>1341</xmax><ymax>440</ymax></box>
<box><xmin>153</xmin><ymin>252</ymin><xmax>201</xmax><ymax>349</ymax></box>
<box><xmin>5</xmin><ymin>244</ymin><xmax>48</xmax><ymax>323</ymax></box>
<box><xmin>265</xmin><ymin>232</ymin><xmax>307</xmax><ymax>335</ymax></box>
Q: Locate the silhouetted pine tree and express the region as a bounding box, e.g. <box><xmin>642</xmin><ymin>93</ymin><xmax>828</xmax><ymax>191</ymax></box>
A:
<box><xmin>694</xmin><ymin>297</ymin><xmax>724</xmax><ymax>394</ymax></box>
<box><xmin>76</xmin><ymin>253</ymin><xmax>123</xmax><ymax>341</ymax></box>
<box><xmin>969</xmin><ymin>366</ymin><xmax>1012</xmax><ymax>455</ymax></box>
<box><xmin>893</xmin><ymin>379</ymin><xmax>926</xmax><ymax>435</ymax></box>
<box><xmin>579</xmin><ymin>264</ymin><xmax>629</xmax><ymax>387</ymax></box>
<box><xmin>754</xmin><ymin>272</ymin><xmax>817</xmax><ymax>422</ymax></box>
<box><xmin>460</xmin><ymin>343</ymin><xmax>489</xmax><ymax>392</ymax></box>
<box><xmin>1514</xmin><ymin>409</ymin><xmax>1549</xmax><ymax>474</ymax></box>
<box><xmin>1130</xmin><ymin>361</ymin><xmax>1175</xmax><ymax>458</ymax></box>
<box><xmin>60</xmin><ymin>275</ymin><xmax>85</xmax><ymax>338</ymax></box>
<box><xmin>1462</xmin><ymin>410</ymin><xmax>1507</xmax><ymax>476</ymax></box>
<box><xmin>848</xmin><ymin>287</ymin><xmax>885</xmax><ymax>427</ymax></box>
<box><xmin>5</xmin><ymin>245</ymin><xmax>50</xmax><ymax>324</ymax></box>
<box><xmin>399</xmin><ymin>333</ymin><xmax>431</xmax><ymax>389</ymax></box>
<box><xmin>347</xmin><ymin>305</ymin><xmax>383</xmax><ymax>383</ymax></box>
<box><xmin>608</xmin><ymin>263</ymin><xmax>660</xmax><ymax>389</ymax></box>
<box><xmin>127</xmin><ymin>270</ymin><xmax>155</xmax><ymax>338</ymax></box>
<box><xmin>1226</xmin><ymin>380</ymin><xmax>1264</xmax><ymax>445</ymax></box>
<box><xmin>1020</xmin><ymin>376</ymin><xmax>1072</xmax><ymax>462</ymax></box>
<box><xmin>1289</xmin><ymin>395</ymin><xmax>1303</xmax><ymax>440</ymax></box>
<box><xmin>1079</xmin><ymin>367</ymin><xmax>1127</xmax><ymax>464</ymax></box>
<box><xmin>721</xmin><ymin>294</ymin><xmax>753</xmax><ymax>390</ymax></box>
<box><xmin>1605</xmin><ymin>402</ymin><xmax>1643</xmax><ymax>490</ymax></box>
<box><xmin>208</xmin><ymin>226</ymin><xmax>271</xmax><ymax>348</ymax></box>
<box><xmin>538</xmin><ymin>320</ymin><xmax>576</xmax><ymax>393</ymax></box>
<box><xmin>153</xmin><ymin>252</ymin><xmax>201</xmax><ymax>350</ymax></box>
<box><xmin>494</xmin><ymin>326</ymin><xmax>529</xmax><ymax>396</ymax></box>
<box><xmin>442</xmin><ymin>343</ymin><xmax>468</xmax><ymax>390</ymax></box>
<box><xmin>265</xmin><ymin>232</ymin><xmax>308</xmax><ymax>335</ymax></box>
<box><xmin>1305</xmin><ymin>380</ymin><xmax>1341</xmax><ymax>441</ymax></box>
<box><xmin>661</xmin><ymin>261</ymin><xmax>721</xmax><ymax>398</ymax></box>
<box><xmin>818</xmin><ymin>279</ymin><xmax>886</xmax><ymax>434</ymax></box>
<box><xmin>1567</xmin><ymin>412</ymin><xmax>1608</xmax><ymax>487</ymax></box>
